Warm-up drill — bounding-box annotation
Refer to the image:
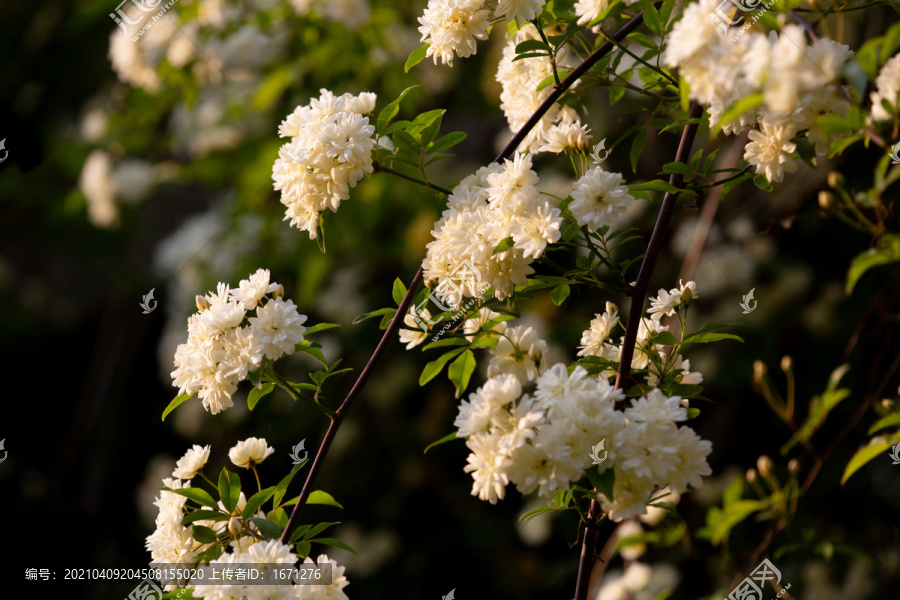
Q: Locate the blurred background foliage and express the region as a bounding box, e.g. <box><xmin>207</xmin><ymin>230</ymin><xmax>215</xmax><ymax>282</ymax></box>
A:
<box><xmin>2</xmin><ymin>0</ymin><xmax>900</xmax><ymax>599</ymax></box>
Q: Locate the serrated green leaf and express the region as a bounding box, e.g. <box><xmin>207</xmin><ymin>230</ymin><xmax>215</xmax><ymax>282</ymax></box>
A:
<box><xmin>392</xmin><ymin>277</ymin><xmax>407</xmax><ymax>306</ymax></box>
<box><xmin>630</xmin><ymin>129</ymin><xmax>646</xmax><ymax>173</ymax></box>
<box><xmin>846</xmin><ymin>234</ymin><xmax>900</xmax><ymax>294</ymax></box>
<box><xmin>753</xmin><ymin>175</ymin><xmax>773</xmax><ymax>191</ymax></box>
<box><xmin>644</xmin><ymin>4</ymin><xmax>662</xmax><ymax>36</ymax></box>
<box><xmin>404</xmin><ymin>45</ymin><xmax>429</xmax><ymax>73</ymax></box>
<box><xmin>162</xmin><ymin>393</ymin><xmax>193</xmax><ymax>421</ymax></box>
<box><xmin>428</xmin><ymin>131</ymin><xmax>466</xmax><ymax>155</ymax></box>
<box><xmin>308</xmin><ymin>490</ymin><xmax>344</xmax><ymax>509</ymax></box>
<box><xmin>353</xmin><ymin>307</ymin><xmax>397</xmax><ymax>325</ymax></box>
<box><xmin>869</xmin><ymin>413</ymin><xmax>900</xmax><ymax>435</ymax></box>
<box><xmin>182</xmin><ymin>510</ymin><xmax>229</xmax><ymax>526</ymax></box>
<box><xmin>303</xmin><ymin>521</ymin><xmax>340</xmax><ymax>541</ymax></box>
<box><xmin>304</xmin><ymin>323</ymin><xmax>341</xmax><ymax>335</ymax></box>
<box><xmin>448</xmin><ymin>349</ymin><xmax>477</xmax><ymax>397</ymax></box>
<box><xmin>242</xmin><ymin>486</ymin><xmax>276</xmax><ymax>520</ymax></box>
<box><xmin>629</xmin><ymin>180</ymin><xmax>680</xmax><ymax>194</ymax></box>
<box><xmin>493</xmin><ymin>236</ymin><xmax>515</xmax><ymax>255</ymax></box>
<box><xmin>308</xmin><ymin>537</ymin><xmax>357</xmax><ymax>554</ymax></box>
<box><xmin>191</xmin><ymin>525</ymin><xmax>218</xmax><ymax>544</ymax></box>
<box><xmin>550</xmin><ymin>284</ymin><xmax>571</xmax><ymax>306</ymax></box>
<box><xmin>422</xmin><ymin>338</ymin><xmax>469</xmax><ymax>351</ymax></box>
<box><xmin>249</xmin><ymin>517</ymin><xmax>284</xmax><ymax>539</ymax></box>
<box><xmin>683</xmin><ymin>331</ymin><xmax>743</xmax><ymax>344</ymax></box>
<box><xmin>166</xmin><ymin>487</ymin><xmax>219</xmax><ymax>509</ymax></box>
<box><xmin>248</xmin><ymin>382</ymin><xmax>275</xmax><ymax>411</ymax></box>
<box><xmin>841</xmin><ymin>441</ymin><xmax>897</xmax><ymax>484</ymax></box>
<box><xmin>652</xmin><ymin>331</ymin><xmax>678</xmax><ymax>345</ymax></box>
<box><xmin>713</xmin><ymin>93</ymin><xmax>763</xmax><ymax>135</ymax></box>
<box><xmin>218</xmin><ymin>468</ymin><xmax>241</xmax><ymax>514</ymax></box>
<box><xmin>516</xmin><ymin>39</ymin><xmax>551</xmax><ymax>54</ymax></box>
<box><xmin>288</xmin><ymin>524</ymin><xmax>313</xmax><ymax>544</ymax></box>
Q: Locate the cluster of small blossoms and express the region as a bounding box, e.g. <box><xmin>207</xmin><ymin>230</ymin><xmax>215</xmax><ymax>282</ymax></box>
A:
<box><xmin>171</xmin><ymin>269</ymin><xmax>308</xmax><ymax>414</ymax></box>
<box><xmin>454</xmin><ymin>365</ymin><xmax>713</xmax><ymax>521</ymax></box>
<box><xmin>421</xmin><ymin>153</ymin><xmax>562</xmax><ymax>304</ymax></box>
<box><xmin>418</xmin><ymin>0</ymin><xmax>548</xmax><ymax>66</ymax></box>
<box><xmin>871</xmin><ymin>53</ymin><xmax>900</xmax><ymax>122</ymax></box>
<box><xmin>272</xmin><ymin>89</ymin><xmax>377</xmax><ymax>238</ymax></box>
<box><xmin>577</xmin><ymin>280</ymin><xmax>703</xmax><ymax>386</ymax></box>
<box><xmin>662</xmin><ymin>0</ymin><xmax>854</xmax><ymax>183</ymax></box>
<box><xmin>147</xmin><ymin>440</ymin><xmax>351</xmax><ymax>600</ymax></box>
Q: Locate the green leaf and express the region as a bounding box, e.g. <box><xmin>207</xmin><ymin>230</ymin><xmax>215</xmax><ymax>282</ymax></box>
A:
<box><xmin>519</xmin><ymin>504</ymin><xmax>558</xmax><ymax>522</ymax></box>
<box><xmin>643</xmin><ymin>4</ymin><xmax>662</xmax><ymax>36</ymax></box>
<box><xmin>308</xmin><ymin>537</ymin><xmax>357</xmax><ymax>554</ymax></box>
<box><xmin>393</xmin><ymin>129</ymin><xmax>420</xmax><ymax>153</ymax></box>
<box><xmin>308</xmin><ymin>490</ymin><xmax>344</xmax><ymax>509</ymax></box>
<box><xmin>753</xmin><ymin>175</ymin><xmax>773</xmax><ymax>191</ymax></box>
<box><xmin>162</xmin><ymin>393</ymin><xmax>193</xmax><ymax>421</ymax></box>
<box><xmin>404</xmin><ymin>44</ymin><xmax>429</xmax><ymax>73</ymax></box>
<box><xmin>392</xmin><ymin>277</ymin><xmax>407</xmax><ymax>306</ymax></box>
<box><xmin>662</xmin><ymin>162</ymin><xmax>691</xmax><ymax>175</ymax></box>
<box><xmin>424</xmin><ymin>431</ymin><xmax>460</xmax><ymax>453</ymax></box>
<box><xmin>712</xmin><ymin>93</ymin><xmax>763</xmax><ymax>135</ymax></box>
<box><xmin>304</xmin><ymin>322</ymin><xmax>341</xmax><ymax>335</ymax></box>
<box><xmin>419</xmin><ymin>347</ymin><xmax>467</xmax><ymax>386</ymax></box>
<box><xmin>428</xmin><ymin>131</ymin><xmax>467</xmax><ymax>155</ymax></box>
<box><xmin>516</xmin><ymin>39</ymin><xmax>551</xmax><ymax>54</ymax></box>
<box><xmin>678</xmin><ymin>76</ymin><xmax>690</xmax><ymax>112</ymax></box>
<box><xmin>667</xmin><ymin>383</ymin><xmax>704</xmax><ymax>398</ymax></box>
<box><xmin>711</xmin><ymin>500</ymin><xmax>768</xmax><ymax>545</ymax></box>
<box><xmin>550</xmin><ymin>284</ymin><xmax>571</xmax><ymax>306</ymax></box>
<box><xmin>782</xmin><ymin>387</ymin><xmax>851</xmax><ymax>454</ymax></box>
<box><xmin>248</xmin><ymin>382</ymin><xmax>275</xmax><ymax>411</ymax></box>
<box><xmin>288</xmin><ymin>524</ymin><xmax>313</xmax><ymax>544</ymax></box>
<box><xmin>846</xmin><ymin>234</ymin><xmax>900</xmax><ymax>294</ymax></box>
<box><xmin>448</xmin><ymin>349</ymin><xmax>477</xmax><ymax>397</ymax></box>
<box><xmin>249</xmin><ymin>517</ymin><xmax>284</xmax><ymax>539</ymax></box>
<box><xmin>652</xmin><ymin>331</ymin><xmax>678</xmax><ymax>345</ymax></box>
<box><xmin>683</xmin><ymin>332</ymin><xmax>744</xmax><ymax>344</ymax></box>
<box><xmin>273</xmin><ymin>463</ymin><xmax>304</xmax><ymax>508</ymax></box>
<box><xmin>660</xmin><ymin>0</ymin><xmax>677</xmax><ymax>28</ymax></box>
<box><xmin>590</xmin><ymin>466</ymin><xmax>616</xmax><ymax>501</ymax></box>
<box><xmin>166</xmin><ymin>487</ymin><xmax>219</xmax><ymax>509</ymax></box>
<box><xmin>629</xmin><ymin>180</ymin><xmax>680</xmax><ymax>194</ymax></box>
<box><xmin>493</xmin><ymin>236</ymin><xmax>515</xmax><ymax>255</ymax></box>
<box><xmin>294</xmin><ymin>541</ymin><xmax>312</xmax><ymax>558</ymax></box>
<box><xmin>721</xmin><ymin>172</ymin><xmax>754</xmax><ymax>200</ymax></box>
<box><xmin>422</xmin><ymin>338</ymin><xmax>469</xmax><ymax>351</ymax></box>
<box><xmin>191</xmin><ymin>525</ymin><xmax>219</xmax><ymax>544</ymax></box>
<box><xmin>218</xmin><ymin>468</ymin><xmax>241</xmax><ymax>514</ymax></box>
<box><xmin>869</xmin><ymin>413</ymin><xmax>900</xmax><ymax>435</ymax></box>
<box><xmin>841</xmin><ymin>441</ymin><xmax>897</xmax><ymax>485</ymax></box>
<box><xmin>303</xmin><ymin>521</ymin><xmax>340</xmax><ymax>541</ymax></box>
<box><xmin>353</xmin><ymin>307</ymin><xmax>397</xmax><ymax>325</ymax></box>
<box><xmin>182</xmin><ymin>510</ymin><xmax>229</xmax><ymax>526</ymax></box>
<box><xmin>627</xmin><ymin>32</ymin><xmax>658</xmax><ymax>50</ymax></box>
<box><xmin>630</xmin><ymin>129</ymin><xmax>647</xmax><ymax>174</ymax></box>
<box><xmin>298</xmin><ymin>344</ymin><xmax>328</xmax><ymax>367</ymax></box>
<box><xmin>242</xmin><ymin>486</ymin><xmax>276</xmax><ymax>520</ymax></box>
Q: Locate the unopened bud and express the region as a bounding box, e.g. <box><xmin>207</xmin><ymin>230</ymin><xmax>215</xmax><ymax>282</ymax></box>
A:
<box><xmin>272</xmin><ymin>284</ymin><xmax>285</xmax><ymax>299</ymax></box>
<box><xmin>881</xmin><ymin>398</ymin><xmax>894</xmax><ymax>411</ymax></box>
<box><xmin>196</xmin><ymin>295</ymin><xmax>210</xmax><ymax>311</ymax></box>
<box><xmin>568</xmin><ymin>130</ymin><xmax>589</xmax><ymax>150</ymax></box>
<box><xmin>818</xmin><ymin>190</ymin><xmax>835</xmax><ymax>209</ymax></box>
<box><xmin>827</xmin><ymin>171</ymin><xmax>845</xmax><ymax>189</ymax></box>
<box><xmin>788</xmin><ymin>458</ymin><xmax>799</xmax><ymax>474</ymax></box>
<box><xmin>681</xmin><ymin>286</ymin><xmax>694</xmax><ymax>305</ymax></box>
<box><xmin>228</xmin><ymin>516</ymin><xmax>242</xmax><ymax>537</ymax></box>
<box><xmin>757</xmin><ymin>455</ymin><xmax>773</xmax><ymax>478</ymax></box>
<box><xmin>746</xmin><ymin>468</ymin><xmax>757</xmax><ymax>483</ymax></box>
<box><xmin>680</xmin><ymin>398</ymin><xmax>690</xmax><ymax>408</ymax></box>
<box><xmin>753</xmin><ymin>360</ymin><xmax>767</xmax><ymax>386</ymax></box>
<box><xmin>605</xmin><ymin>301</ymin><xmax>618</xmax><ymax>317</ymax></box>
<box><xmin>781</xmin><ymin>356</ymin><xmax>793</xmax><ymax>372</ymax></box>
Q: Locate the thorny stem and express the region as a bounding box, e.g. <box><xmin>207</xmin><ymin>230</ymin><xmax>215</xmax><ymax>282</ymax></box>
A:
<box><xmin>373</xmin><ymin>163</ymin><xmax>452</xmax><ymax>195</ymax></box>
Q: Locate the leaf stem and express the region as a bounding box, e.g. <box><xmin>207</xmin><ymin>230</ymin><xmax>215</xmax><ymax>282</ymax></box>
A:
<box><xmin>373</xmin><ymin>162</ymin><xmax>451</xmax><ymax>195</ymax></box>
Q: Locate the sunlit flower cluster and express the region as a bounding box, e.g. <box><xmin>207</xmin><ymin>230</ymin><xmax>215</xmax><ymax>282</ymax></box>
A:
<box><xmin>272</xmin><ymin>89</ymin><xmax>377</xmax><ymax>238</ymax></box>
<box><xmin>663</xmin><ymin>0</ymin><xmax>854</xmax><ymax>182</ymax></box>
<box><xmin>171</xmin><ymin>269</ymin><xmax>308</xmax><ymax>414</ymax></box>
<box><xmin>421</xmin><ymin>153</ymin><xmax>562</xmax><ymax>305</ymax></box>
<box><xmin>454</xmin><ymin>365</ymin><xmax>713</xmax><ymax>520</ymax></box>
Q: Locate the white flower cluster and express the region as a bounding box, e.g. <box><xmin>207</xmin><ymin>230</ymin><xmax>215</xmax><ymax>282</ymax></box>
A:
<box><xmin>497</xmin><ymin>25</ymin><xmax>583</xmax><ymax>151</ymax></box>
<box><xmin>577</xmin><ymin>281</ymin><xmax>702</xmax><ymax>384</ymax></box>
<box><xmin>171</xmin><ymin>269</ymin><xmax>308</xmax><ymax>414</ymax></box>
<box><xmin>871</xmin><ymin>53</ymin><xmax>900</xmax><ymax>121</ymax></box>
<box><xmin>662</xmin><ymin>0</ymin><xmax>853</xmax><ymax>182</ymax></box>
<box><xmin>454</xmin><ymin>365</ymin><xmax>713</xmax><ymax>521</ymax></box>
<box><xmin>272</xmin><ymin>90</ymin><xmax>377</xmax><ymax>239</ymax></box>
<box><xmin>569</xmin><ymin>167</ymin><xmax>636</xmax><ymax>233</ymax></box>
<box><xmin>422</xmin><ymin>154</ymin><xmax>562</xmax><ymax>304</ymax></box>
<box><xmin>148</xmin><ymin>441</ymin><xmax>350</xmax><ymax>600</ymax></box>
<box><xmin>417</xmin><ymin>0</ymin><xmax>547</xmax><ymax>66</ymax></box>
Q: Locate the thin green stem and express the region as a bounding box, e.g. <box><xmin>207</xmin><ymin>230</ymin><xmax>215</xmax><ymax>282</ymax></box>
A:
<box><xmin>373</xmin><ymin>163</ymin><xmax>452</xmax><ymax>195</ymax></box>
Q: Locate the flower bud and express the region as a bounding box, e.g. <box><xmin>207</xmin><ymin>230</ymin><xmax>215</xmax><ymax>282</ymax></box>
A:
<box><xmin>196</xmin><ymin>295</ymin><xmax>210</xmax><ymax>311</ymax></box>
<box><xmin>780</xmin><ymin>356</ymin><xmax>793</xmax><ymax>372</ymax></box>
<box><xmin>606</xmin><ymin>301</ymin><xmax>618</xmax><ymax>317</ymax></box>
<box><xmin>881</xmin><ymin>398</ymin><xmax>894</xmax><ymax>411</ymax></box>
<box><xmin>827</xmin><ymin>171</ymin><xmax>845</xmax><ymax>189</ymax></box>
<box><xmin>228</xmin><ymin>516</ymin><xmax>242</xmax><ymax>537</ymax></box>
<box><xmin>746</xmin><ymin>468</ymin><xmax>757</xmax><ymax>483</ymax></box>
<box><xmin>818</xmin><ymin>190</ymin><xmax>835</xmax><ymax>209</ymax></box>
<box><xmin>788</xmin><ymin>459</ymin><xmax>799</xmax><ymax>474</ymax></box>
<box><xmin>272</xmin><ymin>284</ymin><xmax>285</xmax><ymax>299</ymax></box>
<box><xmin>753</xmin><ymin>360</ymin><xmax>767</xmax><ymax>386</ymax></box>
<box><xmin>680</xmin><ymin>398</ymin><xmax>690</xmax><ymax>408</ymax></box>
<box><xmin>757</xmin><ymin>455</ymin><xmax>773</xmax><ymax>478</ymax></box>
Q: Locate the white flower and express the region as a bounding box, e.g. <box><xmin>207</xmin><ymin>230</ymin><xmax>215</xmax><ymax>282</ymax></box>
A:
<box><xmin>455</xmin><ymin>375</ymin><xmax>523</xmax><ymax>437</ymax></box>
<box><xmin>574</xmin><ymin>0</ymin><xmax>611</xmax><ymax>27</ymax></box>
<box><xmin>487</xmin><ymin>325</ymin><xmax>548</xmax><ymax>383</ymax></box>
<box><xmin>248</xmin><ymin>297</ymin><xmax>308</xmax><ymax>360</ymax></box>
<box><xmin>625</xmin><ymin>389</ymin><xmax>687</xmax><ymax>424</ymax></box>
<box><xmin>660</xmin><ymin>0</ymin><xmax>724</xmax><ymax>68</ymax></box>
<box><xmin>399</xmin><ymin>307</ymin><xmax>432</xmax><ymax>349</ymax></box>
<box><xmin>172</xmin><ymin>444</ymin><xmax>211</xmax><ymax>480</ymax></box>
<box><xmin>464</xmin><ymin>433</ymin><xmax>512</xmax><ymax>504</ymax></box>
<box><xmin>299</xmin><ymin>554</ymin><xmax>350</xmax><ymax>600</ymax></box>
<box><xmin>569</xmin><ymin>168</ymin><xmax>634</xmax><ymax>232</ymax></box>
<box><xmin>648</xmin><ymin>355</ymin><xmax>703</xmax><ymax>387</ymax></box>
<box><xmin>495</xmin><ymin>0</ymin><xmax>546</xmax><ymax>24</ymax></box>
<box><xmin>463</xmin><ymin>308</ymin><xmax>507</xmax><ymax>341</ymax></box>
<box><xmin>79</xmin><ymin>150</ymin><xmax>118</xmax><ymax>228</ymax></box>
<box><xmin>577</xmin><ymin>302</ymin><xmax>619</xmax><ymax>357</ymax></box>
<box><xmin>871</xmin><ymin>53</ymin><xmax>900</xmax><ymax>121</ymax></box>
<box><xmin>230</xmin><ymin>268</ymin><xmax>277</xmax><ymax>310</ymax></box>
<box><xmin>229</xmin><ymin>437</ymin><xmax>275</xmax><ymax>469</ymax></box>
<box><xmin>743</xmin><ymin>121</ymin><xmax>798</xmax><ymax>183</ymax></box>
<box><xmin>666</xmin><ymin>426</ymin><xmax>713</xmax><ymax>493</ymax></box>
<box><xmin>538</xmin><ymin>120</ymin><xmax>592</xmax><ymax>154</ymax></box>
<box><xmin>418</xmin><ymin>0</ymin><xmax>491</xmax><ymax>67</ymax></box>
<box><xmin>647</xmin><ymin>279</ymin><xmax>697</xmax><ymax>319</ymax></box>
<box><xmin>598</xmin><ymin>467</ymin><xmax>655</xmax><ymax>522</ymax></box>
